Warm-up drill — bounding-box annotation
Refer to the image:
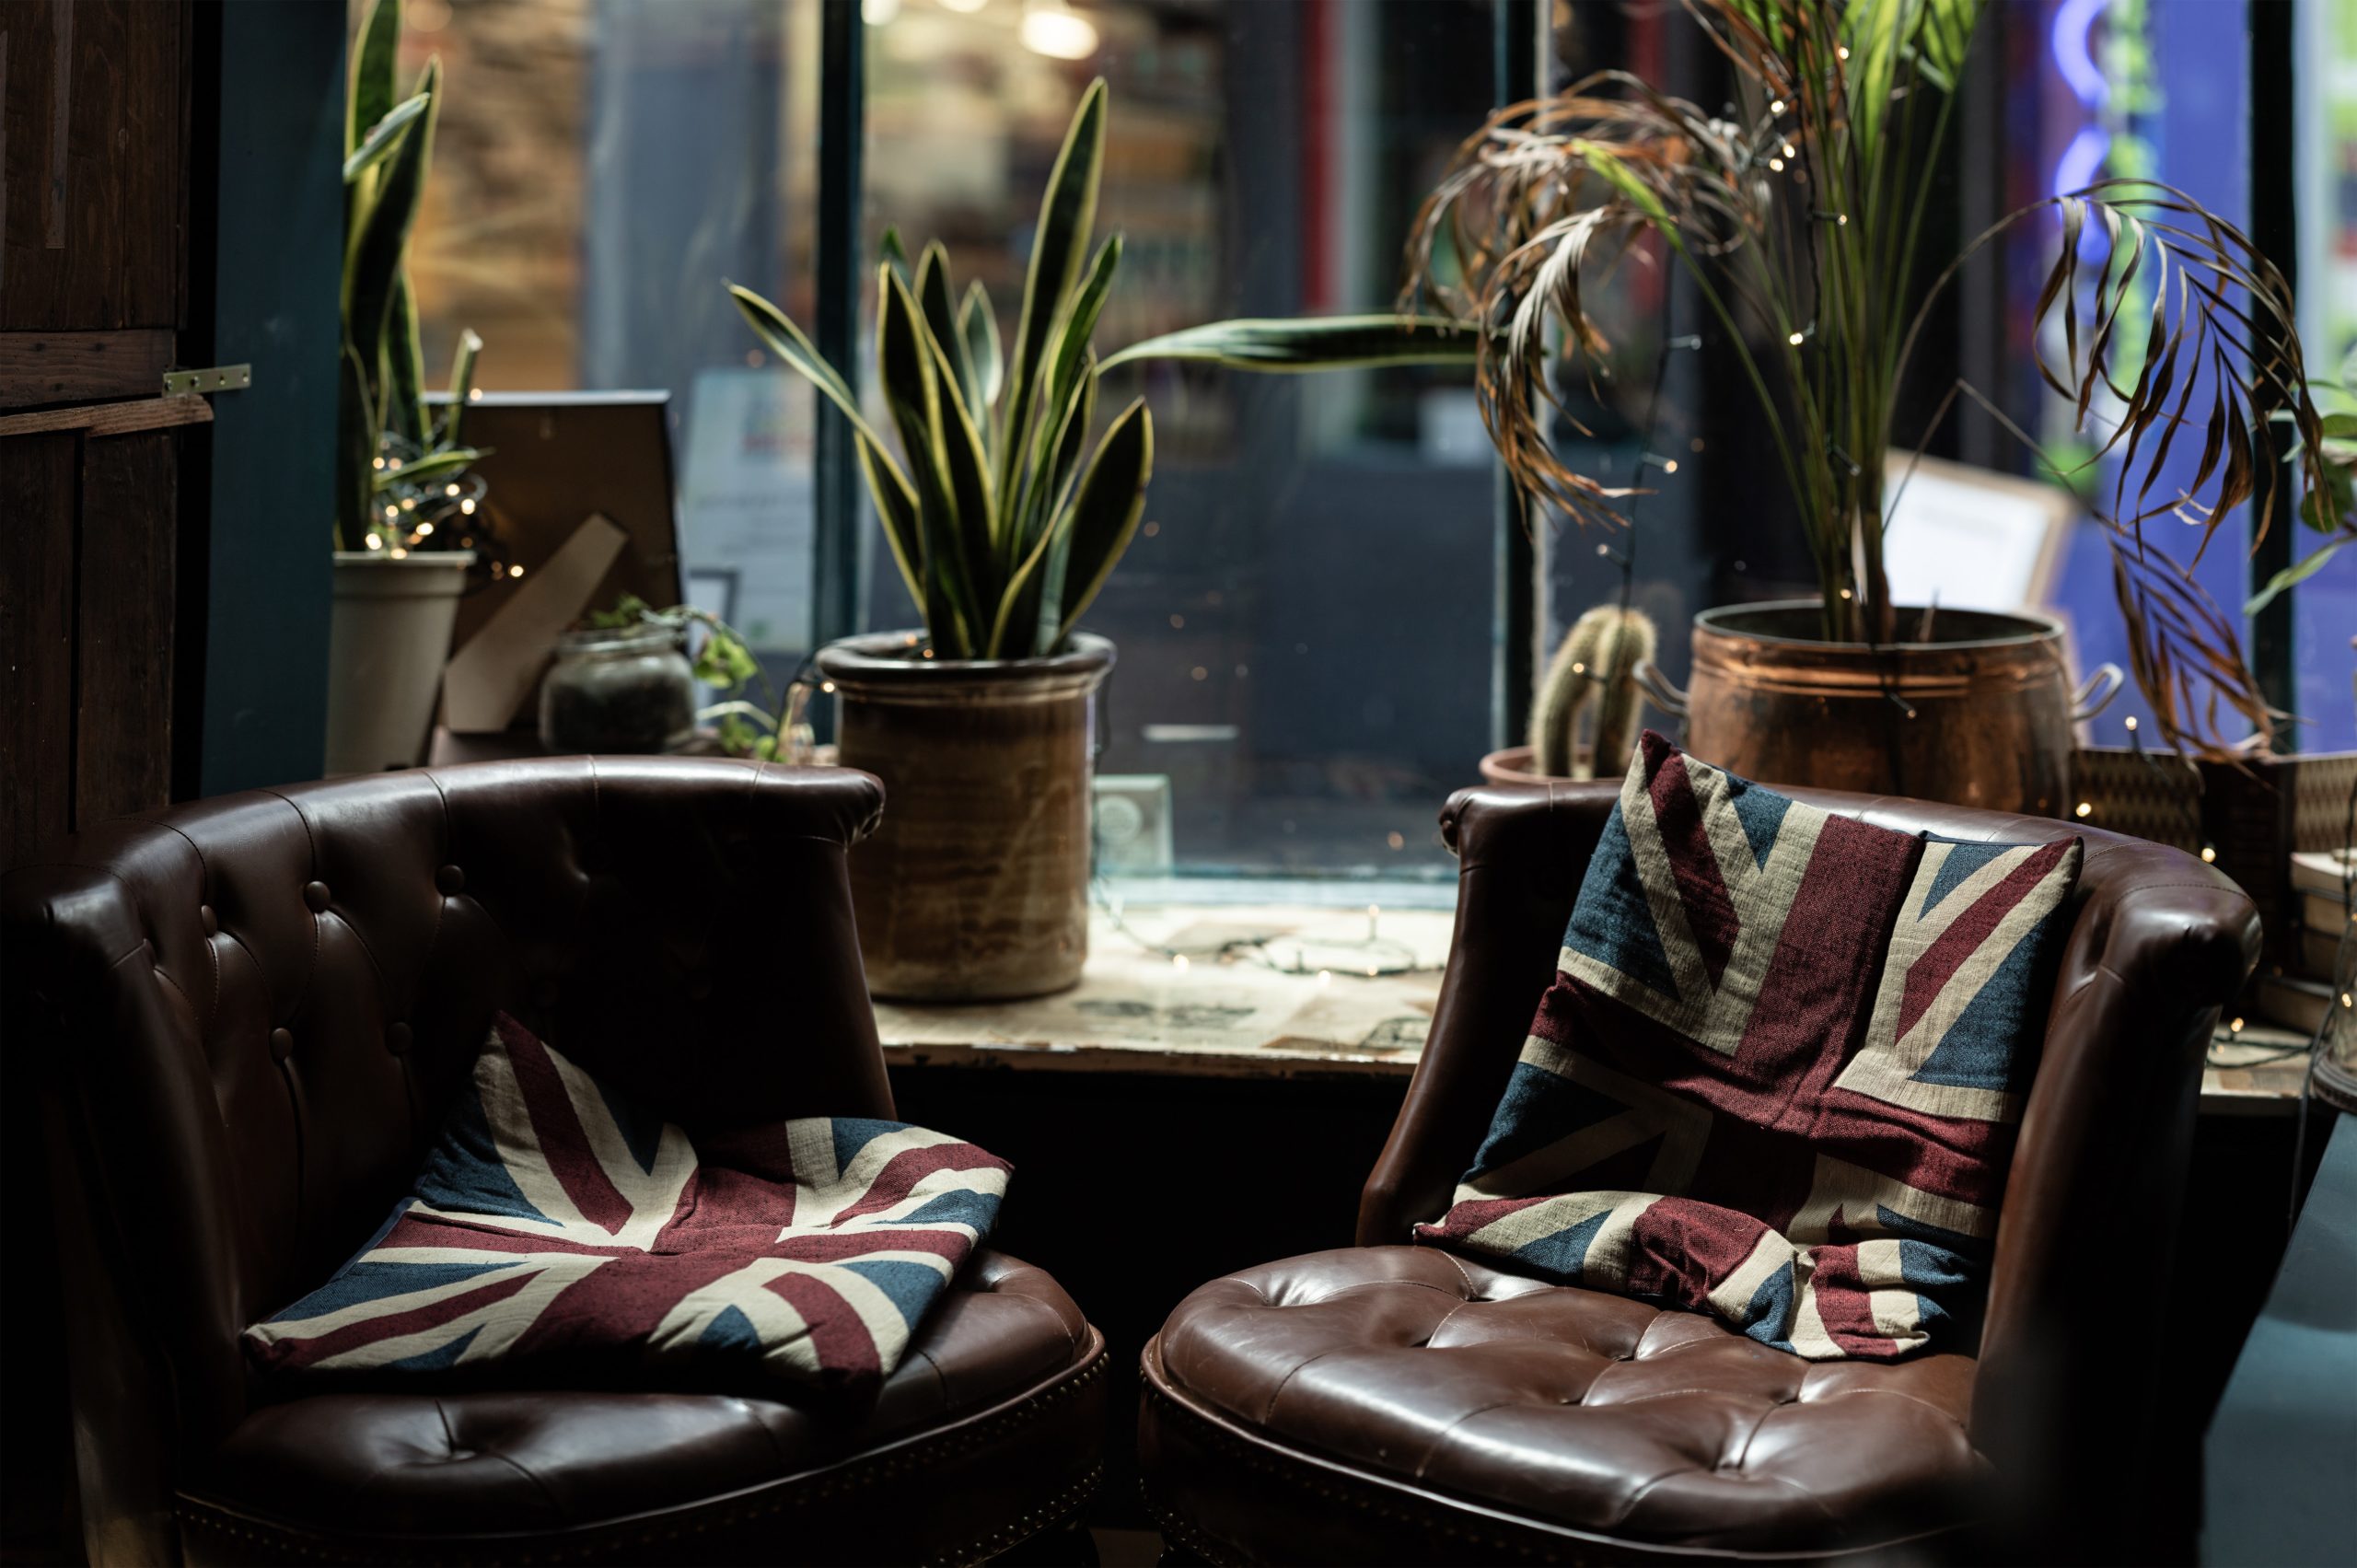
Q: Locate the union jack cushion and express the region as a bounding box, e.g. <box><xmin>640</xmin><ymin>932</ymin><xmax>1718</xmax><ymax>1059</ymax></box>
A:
<box><xmin>244</xmin><ymin>1014</ymin><xmax>1010</xmax><ymax>1390</ymax></box>
<box><xmin>1415</xmin><ymin>731</ymin><xmax>2081</xmax><ymax>1361</ymax></box>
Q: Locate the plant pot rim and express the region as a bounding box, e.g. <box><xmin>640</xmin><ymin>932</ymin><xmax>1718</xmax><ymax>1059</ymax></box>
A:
<box><xmin>1696</xmin><ymin>598</ymin><xmax>2063</xmax><ymax>653</ymax></box>
<box><xmin>331</xmin><ymin>549</ymin><xmax>477</xmax><ymax>569</ymax></box>
<box><xmin>815</xmin><ymin>630</ymin><xmax>1115</xmax><ymax>692</ymax></box>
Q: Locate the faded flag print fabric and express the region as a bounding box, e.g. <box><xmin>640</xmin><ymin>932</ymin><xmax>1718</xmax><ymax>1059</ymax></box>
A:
<box><xmin>1416</xmin><ymin>732</ymin><xmax>2080</xmax><ymax>1361</ymax></box>
<box><xmin>245</xmin><ymin>1014</ymin><xmax>1008</xmax><ymax>1390</ymax></box>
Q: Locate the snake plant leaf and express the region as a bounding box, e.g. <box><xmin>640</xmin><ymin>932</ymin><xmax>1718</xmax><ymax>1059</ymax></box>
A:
<box><xmin>345</xmin><ymin>59</ymin><xmax>439</xmax><ymax>399</ymax></box>
<box><xmin>1009</xmin><ymin>236</ymin><xmax>1121</xmax><ymax>568</ymax></box>
<box><xmin>857</xmin><ymin>431</ymin><xmax>930</xmax><ymax>618</ymax></box>
<box><xmin>923</xmin><ymin>314</ymin><xmax>998</xmax><ymax>577</ymax></box>
<box><xmin>385</xmin><ymin>273</ymin><xmax>427</xmax><ymax>444</ymax></box>
<box><xmin>369</xmin><ymin>446</ymin><xmax>485</xmax><ymax>494</ymax></box>
<box><xmin>877</xmin><ymin>265</ymin><xmax>981</xmax><ymax>655</ymax></box>
<box><xmin>960</xmin><ymin>280</ymin><xmax>1003</xmax><ymax>413</ymax></box>
<box><xmin>998</xmin><ymin>78</ymin><xmax>1107</xmax><ymax>506</ymax></box>
<box><xmin>440</xmin><ymin>328</ymin><xmax>482</xmax><ymax>447</ymax></box>
<box><xmin>347</xmin><ymin>0</ymin><xmax>404</xmax><ymax>163</ymax></box>
<box><xmin>1053</xmin><ymin>397</ymin><xmax>1153</xmax><ymax>646</ymax></box>
<box><xmin>726</xmin><ymin>283</ymin><xmax>902</xmax><ymax>470</ymax></box>
<box><xmin>1101</xmin><ymin>314</ymin><xmax>1484</xmax><ymax>372</ymax></box>
<box><xmin>343</xmin><ymin>92</ymin><xmax>429</xmax><ymax>184</ymax></box>
<box><xmin>880</xmin><ymin>226</ymin><xmax>911</xmax><ymax>279</ymax></box>
<box><xmin>337</xmin><ymin>343</ymin><xmax>377</xmax><ymax>549</ymax></box>
<box><xmin>915</xmin><ymin>242</ymin><xmax>981</xmax><ymax>433</ymax></box>
<box><xmin>991</xmin><ymin>366</ymin><xmax>1097</xmax><ymax>652</ymax></box>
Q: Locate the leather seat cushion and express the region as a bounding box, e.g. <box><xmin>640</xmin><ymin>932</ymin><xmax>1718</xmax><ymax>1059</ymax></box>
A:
<box><xmin>192</xmin><ymin>1251</ymin><xmax>1094</xmax><ymax>1539</ymax></box>
<box><xmin>1148</xmin><ymin>1247</ymin><xmax>1992</xmax><ymax>1556</ymax></box>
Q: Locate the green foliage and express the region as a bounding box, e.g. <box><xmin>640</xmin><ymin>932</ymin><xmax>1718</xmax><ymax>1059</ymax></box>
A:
<box><xmin>731</xmin><ymin>79</ymin><xmax>1480</xmax><ymax>661</ymax></box>
<box><xmin>336</xmin><ymin>0</ymin><xmax>485</xmax><ymax>552</ymax></box>
<box><xmin>586</xmin><ymin>595</ymin><xmax>785</xmax><ymax>761</ymax></box>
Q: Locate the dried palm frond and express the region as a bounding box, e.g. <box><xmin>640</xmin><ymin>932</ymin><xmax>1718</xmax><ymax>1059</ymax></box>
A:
<box><xmin>1398</xmin><ymin>0</ymin><xmax>2330</xmax><ymax>756</ymax></box>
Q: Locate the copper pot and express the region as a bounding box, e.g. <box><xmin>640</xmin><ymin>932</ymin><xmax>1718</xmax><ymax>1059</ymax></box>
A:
<box><xmin>1632</xmin><ymin>600</ymin><xmax>2120</xmax><ymax>816</ymax></box>
<box><xmin>814</xmin><ymin>632</ymin><xmax>1113</xmax><ymax>1003</ymax></box>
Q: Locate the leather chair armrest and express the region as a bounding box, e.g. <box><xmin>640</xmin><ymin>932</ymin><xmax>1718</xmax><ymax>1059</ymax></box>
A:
<box><xmin>1355</xmin><ymin>783</ymin><xmax>1616</xmax><ymax>1246</ymax></box>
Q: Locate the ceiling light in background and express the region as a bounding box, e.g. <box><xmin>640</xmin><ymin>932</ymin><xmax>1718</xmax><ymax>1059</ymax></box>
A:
<box><xmin>863</xmin><ymin>0</ymin><xmax>901</xmax><ymax>24</ymax></box>
<box><xmin>936</xmin><ymin>0</ymin><xmax>991</xmax><ymax>11</ymax></box>
<box><xmin>1020</xmin><ymin>0</ymin><xmax>1099</xmax><ymax>59</ymax></box>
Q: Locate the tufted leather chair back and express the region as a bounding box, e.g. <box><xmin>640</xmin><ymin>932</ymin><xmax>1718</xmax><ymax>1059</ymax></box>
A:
<box><xmin>2</xmin><ymin>761</ymin><xmax>889</xmax><ymax>1513</ymax></box>
<box><xmin>1366</xmin><ymin>780</ymin><xmax>2259</xmax><ymax>1551</ymax></box>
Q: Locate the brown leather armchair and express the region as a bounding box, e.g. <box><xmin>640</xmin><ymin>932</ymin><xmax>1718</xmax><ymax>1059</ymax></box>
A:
<box><xmin>2</xmin><ymin>759</ymin><xmax>1107</xmax><ymax>1566</ymax></box>
<box><xmin>1139</xmin><ymin>782</ymin><xmax>2258</xmax><ymax>1564</ymax></box>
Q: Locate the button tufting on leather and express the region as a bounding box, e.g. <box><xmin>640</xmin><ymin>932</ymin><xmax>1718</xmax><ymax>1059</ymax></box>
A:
<box><xmin>200</xmin><ymin>905</ymin><xmax>218</xmax><ymax>936</ymax></box>
<box><xmin>302</xmin><ymin>881</ymin><xmax>331</xmax><ymax>912</ymax></box>
<box><xmin>385</xmin><ymin>1023</ymin><xmax>412</xmax><ymax>1056</ymax></box>
<box><xmin>435</xmin><ymin>865</ymin><xmax>465</xmax><ymax>896</ymax></box>
<box><xmin>269</xmin><ymin>1028</ymin><xmax>294</xmax><ymax>1063</ymax></box>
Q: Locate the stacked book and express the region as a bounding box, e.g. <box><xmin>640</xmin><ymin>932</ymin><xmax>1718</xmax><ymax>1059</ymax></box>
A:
<box><xmin>2257</xmin><ymin>846</ymin><xmax>2354</xmax><ymax>1036</ymax></box>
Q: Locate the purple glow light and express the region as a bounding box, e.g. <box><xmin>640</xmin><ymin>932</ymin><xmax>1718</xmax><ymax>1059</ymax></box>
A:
<box><xmin>2051</xmin><ymin>0</ymin><xmax>2112</xmax><ymax>106</ymax></box>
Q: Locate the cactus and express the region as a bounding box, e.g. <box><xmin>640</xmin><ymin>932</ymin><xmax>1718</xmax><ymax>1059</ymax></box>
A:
<box><xmin>1529</xmin><ymin>605</ymin><xmax>1655</xmax><ymax>780</ymax></box>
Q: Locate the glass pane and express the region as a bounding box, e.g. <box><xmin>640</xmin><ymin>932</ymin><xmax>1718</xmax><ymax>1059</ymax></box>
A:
<box><xmin>860</xmin><ymin>0</ymin><xmax>1499</xmax><ymax>881</ymax></box>
<box><xmin>404</xmin><ymin>0</ymin><xmax>825</xmax><ymax>660</ymax></box>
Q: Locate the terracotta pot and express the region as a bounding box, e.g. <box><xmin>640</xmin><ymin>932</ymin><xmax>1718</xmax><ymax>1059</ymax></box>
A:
<box><xmin>1477</xmin><ymin>745</ymin><xmax>1594</xmax><ymax>785</ymax></box>
<box><xmin>1632</xmin><ymin>600</ymin><xmax>2120</xmax><ymax>816</ymax></box>
<box><xmin>815</xmin><ymin>632</ymin><xmax>1113</xmax><ymax>1002</ymax></box>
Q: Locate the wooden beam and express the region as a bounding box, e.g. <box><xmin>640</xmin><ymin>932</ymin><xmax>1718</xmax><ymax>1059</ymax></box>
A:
<box><xmin>0</xmin><ymin>391</ymin><xmax>209</xmax><ymax>438</ymax></box>
<box><xmin>0</xmin><ymin>328</ymin><xmax>176</xmax><ymax>408</ymax></box>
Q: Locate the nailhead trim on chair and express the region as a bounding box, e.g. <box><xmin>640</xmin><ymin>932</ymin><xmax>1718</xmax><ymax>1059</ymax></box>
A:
<box><xmin>176</xmin><ymin>1343</ymin><xmax>1109</xmax><ymax>1566</ymax></box>
<box><xmin>931</xmin><ymin>1464</ymin><xmax>1102</xmax><ymax>1567</ymax></box>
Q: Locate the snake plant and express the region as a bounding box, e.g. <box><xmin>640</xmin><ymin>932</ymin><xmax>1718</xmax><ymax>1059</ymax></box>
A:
<box><xmin>730</xmin><ymin>79</ymin><xmax>1480</xmax><ymax>661</ymax></box>
<box><xmin>337</xmin><ymin>0</ymin><xmax>486</xmax><ymax>554</ymax></box>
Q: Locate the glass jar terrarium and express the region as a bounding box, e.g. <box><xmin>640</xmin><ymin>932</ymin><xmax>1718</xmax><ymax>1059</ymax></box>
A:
<box><xmin>539</xmin><ymin>624</ymin><xmax>697</xmax><ymax>754</ymax></box>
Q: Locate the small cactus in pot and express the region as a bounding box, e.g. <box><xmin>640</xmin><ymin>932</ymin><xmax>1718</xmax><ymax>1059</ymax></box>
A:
<box><xmin>1530</xmin><ymin>605</ymin><xmax>1655</xmax><ymax>781</ymax></box>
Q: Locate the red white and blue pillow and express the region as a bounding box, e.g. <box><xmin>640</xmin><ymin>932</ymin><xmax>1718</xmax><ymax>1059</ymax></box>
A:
<box><xmin>243</xmin><ymin>1014</ymin><xmax>1009</xmax><ymax>1390</ymax></box>
<box><xmin>1416</xmin><ymin>731</ymin><xmax>2081</xmax><ymax>1361</ymax></box>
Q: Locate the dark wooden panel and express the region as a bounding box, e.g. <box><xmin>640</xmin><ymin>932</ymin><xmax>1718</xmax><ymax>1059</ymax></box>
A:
<box><xmin>0</xmin><ymin>431</ymin><xmax>77</xmax><ymax>868</ymax></box>
<box><xmin>74</xmin><ymin>429</ymin><xmax>174</xmax><ymax>826</ymax></box>
<box><xmin>0</xmin><ymin>389</ymin><xmax>209</xmax><ymax>436</ymax></box>
<box><xmin>0</xmin><ymin>0</ymin><xmax>187</xmax><ymax>332</ymax></box>
<box><xmin>0</xmin><ymin>327</ymin><xmax>179</xmax><ymax>409</ymax></box>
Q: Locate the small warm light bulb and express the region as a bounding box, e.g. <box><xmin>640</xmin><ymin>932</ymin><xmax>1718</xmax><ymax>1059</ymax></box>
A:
<box><xmin>372</xmin><ymin>456</ymin><xmax>388</xmax><ymax>470</ymax></box>
<box><xmin>365</xmin><ymin>532</ymin><xmax>383</xmax><ymax>550</ymax></box>
<box><xmin>1769</xmin><ymin>157</ymin><xmax>1786</xmax><ymax>172</ymax></box>
<box><xmin>820</xmin><ymin>680</ymin><xmax>837</xmax><ymax>694</ymax></box>
<box><xmin>2074</xmin><ymin>801</ymin><xmax>2094</xmax><ymax>819</ymax></box>
<box><xmin>1571</xmin><ymin>661</ymin><xmax>1586</xmax><ymax>675</ymax></box>
<box><xmin>459</xmin><ymin>498</ymin><xmax>477</xmax><ymax>515</ymax></box>
<box><xmin>1169</xmin><ymin>613</ymin><xmax>1185</xmax><ymax>629</ymax></box>
<box><xmin>1787</xmin><ymin>331</ymin><xmax>1805</xmax><ymax>345</ymax></box>
<box><xmin>2124</xmin><ymin>715</ymin><xmax>2139</xmax><ymax>731</ymax></box>
<box><xmin>2200</xmin><ymin>845</ymin><xmax>2217</xmax><ymax>862</ymax></box>
<box><xmin>1837</xmin><ymin>43</ymin><xmax>1851</xmax><ymax>59</ymax></box>
<box><xmin>414</xmin><ymin>521</ymin><xmax>434</xmax><ymax>537</ymax></box>
<box><xmin>401</xmin><ymin>496</ymin><xmax>417</xmax><ymax>511</ymax></box>
<box><xmin>507</xmin><ymin>563</ymin><xmax>525</xmax><ymax>578</ymax></box>
<box><xmin>1171</xmin><ymin>952</ymin><xmax>1190</xmax><ymax>973</ymax></box>
<box><xmin>387</xmin><ymin>458</ymin><xmax>403</xmax><ymax>471</ymax></box>
<box><xmin>446</xmin><ymin>483</ymin><xmax>461</xmax><ymax>497</ymax></box>
<box><xmin>1317</xmin><ymin>970</ymin><xmax>1333</xmax><ymax>986</ymax></box>
<box><xmin>1839</xmin><ymin>587</ymin><xmax>1853</xmax><ymax>601</ymax></box>
<box><xmin>2340</xmin><ymin>992</ymin><xmax>2352</xmax><ymax>1009</ymax></box>
<box><xmin>389</xmin><ymin>546</ymin><xmax>409</xmax><ymax>559</ymax></box>
<box><xmin>1771</xmin><ymin>99</ymin><xmax>1787</xmax><ymax>113</ymax></box>
<box><xmin>2229</xmin><ymin>1016</ymin><xmax>2245</xmax><ymax>1033</ymax></box>
<box><xmin>1782</xmin><ymin>143</ymin><xmax>1798</xmax><ymax>158</ymax></box>
<box><xmin>1663</xmin><ymin>459</ymin><xmax>1679</xmax><ymax>474</ymax></box>
<box><xmin>467</xmin><ymin>388</ymin><xmax>482</xmax><ymax>401</ymax></box>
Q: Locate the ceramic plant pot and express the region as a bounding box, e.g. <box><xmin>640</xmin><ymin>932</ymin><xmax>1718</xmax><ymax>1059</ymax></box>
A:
<box><xmin>1633</xmin><ymin>599</ymin><xmax>2121</xmax><ymax>817</ymax></box>
<box><xmin>814</xmin><ymin>631</ymin><xmax>1114</xmax><ymax>1002</ymax></box>
<box><xmin>324</xmin><ymin>551</ymin><xmax>474</xmax><ymax>774</ymax></box>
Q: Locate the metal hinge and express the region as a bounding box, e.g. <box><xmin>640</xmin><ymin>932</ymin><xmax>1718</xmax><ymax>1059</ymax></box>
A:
<box><xmin>162</xmin><ymin>364</ymin><xmax>252</xmax><ymax>395</ymax></box>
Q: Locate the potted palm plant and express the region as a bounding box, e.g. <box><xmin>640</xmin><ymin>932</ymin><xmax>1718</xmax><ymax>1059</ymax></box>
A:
<box><xmin>730</xmin><ymin>81</ymin><xmax>1473</xmax><ymax>1001</ymax></box>
<box><xmin>1383</xmin><ymin>0</ymin><xmax>2332</xmax><ymax>808</ymax></box>
<box><xmin>327</xmin><ymin>0</ymin><xmax>490</xmax><ymax>775</ymax></box>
